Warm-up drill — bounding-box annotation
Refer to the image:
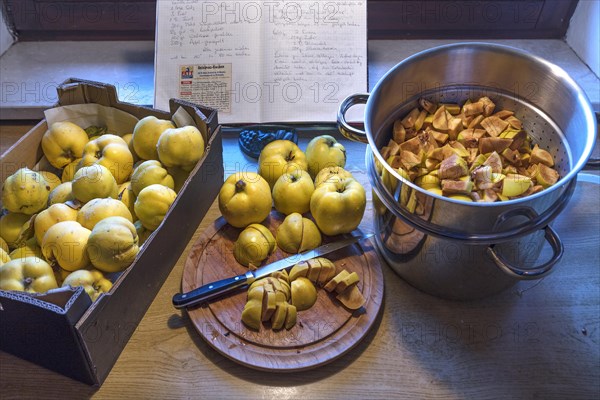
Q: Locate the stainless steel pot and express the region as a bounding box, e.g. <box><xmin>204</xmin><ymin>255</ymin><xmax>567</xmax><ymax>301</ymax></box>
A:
<box><xmin>338</xmin><ymin>43</ymin><xmax>597</xmax><ymax>300</ymax></box>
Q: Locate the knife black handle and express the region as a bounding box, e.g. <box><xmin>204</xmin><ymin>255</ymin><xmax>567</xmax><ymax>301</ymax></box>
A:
<box><xmin>172</xmin><ymin>271</ymin><xmax>252</xmax><ymax>309</ymax></box>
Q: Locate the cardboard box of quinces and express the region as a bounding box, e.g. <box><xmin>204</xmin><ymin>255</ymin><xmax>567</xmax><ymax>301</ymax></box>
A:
<box><xmin>0</xmin><ymin>79</ymin><xmax>223</xmax><ymax>385</ymax></box>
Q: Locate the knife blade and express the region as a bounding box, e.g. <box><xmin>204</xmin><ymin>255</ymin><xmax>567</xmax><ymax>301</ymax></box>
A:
<box><xmin>172</xmin><ymin>232</ymin><xmax>373</xmax><ymax>309</ymax></box>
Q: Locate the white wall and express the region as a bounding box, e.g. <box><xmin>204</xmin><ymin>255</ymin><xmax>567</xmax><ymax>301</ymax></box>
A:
<box><xmin>566</xmin><ymin>0</ymin><xmax>600</xmax><ymax>78</ymax></box>
<box><xmin>0</xmin><ymin>5</ymin><xmax>16</xmax><ymax>56</ymax></box>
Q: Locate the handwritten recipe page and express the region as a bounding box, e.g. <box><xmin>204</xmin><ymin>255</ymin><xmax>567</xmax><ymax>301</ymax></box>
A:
<box><xmin>154</xmin><ymin>1</ymin><xmax>367</xmax><ymax>123</ymax></box>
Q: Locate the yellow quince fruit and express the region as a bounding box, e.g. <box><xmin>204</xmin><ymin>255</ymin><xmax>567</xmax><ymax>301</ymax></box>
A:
<box><xmin>62</xmin><ymin>269</ymin><xmax>113</xmax><ymax>301</ymax></box>
<box><xmin>76</xmin><ymin>197</ymin><xmax>133</xmax><ymax>230</ymax></box>
<box><xmin>9</xmin><ymin>237</ymin><xmax>43</xmax><ymax>260</ymax></box>
<box><xmin>71</xmin><ymin>164</ymin><xmax>118</xmax><ymax>204</ymax></box>
<box><xmin>314</xmin><ymin>166</ymin><xmax>354</xmax><ymax>188</ymax></box>
<box><xmin>1</xmin><ymin>168</ymin><xmax>50</xmax><ymax>214</ymax></box>
<box><xmin>130</xmin><ymin>160</ymin><xmax>175</xmax><ymax>196</ymax></box>
<box><xmin>233</xmin><ymin>223</ymin><xmax>276</xmax><ymax>267</ymax></box>
<box><xmin>41</xmin><ymin>221</ymin><xmax>91</xmax><ymax>272</ymax></box>
<box><xmin>218</xmin><ymin>172</ymin><xmax>272</xmax><ymax>229</ymax></box>
<box><xmin>48</xmin><ymin>182</ymin><xmax>74</xmax><ymax>205</ymax></box>
<box><xmin>61</xmin><ymin>158</ymin><xmax>82</xmax><ymax>182</ymax></box>
<box><xmin>134</xmin><ymin>184</ymin><xmax>177</xmax><ymax>231</ymax></box>
<box><xmin>117</xmin><ymin>181</ymin><xmax>137</xmax><ymax>221</ymax></box>
<box><xmin>132</xmin><ymin>116</ymin><xmax>175</xmax><ymax>160</ymax></box>
<box><xmin>272</xmin><ymin>169</ymin><xmax>314</xmax><ymax>215</ymax></box>
<box><xmin>305</xmin><ymin>135</ymin><xmax>346</xmax><ymax>178</ymax></box>
<box><xmin>157</xmin><ymin>126</ymin><xmax>205</xmax><ymax>172</ymax></box>
<box><xmin>34</xmin><ymin>203</ymin><xmax>78</xmax><ymax>244</ymax></box>
<box><xmin>0</xmin><ymin>248</ymin><xmax>10</xmax><ymax>266</ymax></box>
<box><xmin>39</xmin><ymin>171</ymin><xmax>62</xmax><ymax>192</ymax></box>
<box><xmin>258</xmin><ymin>140</ymin><xmax>307</xmax><ymax>188</ymax></box>
<box><xmin>310</xmin><ymin>177</ymin><xmax>366</xmax><ymax>236</ymax></box>
<box><xmin>0</xmin><ymin>212</ymin><xmax>31</xmax><ymax>249</ymax></box>
<box><xmin>0</xmin><ymin>257</ymin><xmax>58</xmax><ymax>293</ymax></box>
<box><xmin>79</xmin><ymin>134</ymin><xmax>134</xmax><ymax>184</ymax></box>
<box><xmin>87</xmin><ymin>216</ymin><xmax>139</xmax><ymax>273</ymax></box>
<box><xmin>0</xmin><ymin>237</ymin><xmax>8</xmax><ymax>253</ymax></box>
<box><xmin>275</xmin><ymin>212</ymin><xmax>321</xmax><ymax>254</ymax></box>
<box><xmin>41</xmin><ymin>121</ymin><xmax>89</xmax><ymax>169</ymax></box>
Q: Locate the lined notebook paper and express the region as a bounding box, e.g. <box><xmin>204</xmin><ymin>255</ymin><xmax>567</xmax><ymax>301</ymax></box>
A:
<box><xmin>154</xmin><ymin>1</ymin><xmax>367</xmax><ymax>124</ymax></box>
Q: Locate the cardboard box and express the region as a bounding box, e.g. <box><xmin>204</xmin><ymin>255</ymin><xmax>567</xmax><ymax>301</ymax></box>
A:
<box><xmin>0</xmin><ymin>79</ymin><xmax>224</xmax><ymax>385</ymax></box>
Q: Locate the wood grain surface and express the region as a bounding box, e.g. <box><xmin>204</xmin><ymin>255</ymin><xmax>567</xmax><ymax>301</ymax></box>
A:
<box><xmin>0</xmin><ymin>127</ymin><xmax>598</xmax><ymax>399</ymax></box>
<box><xmin>182</xmin><ymin>215</ymin><xmax>383</xmax><ymax>371</ymax></box>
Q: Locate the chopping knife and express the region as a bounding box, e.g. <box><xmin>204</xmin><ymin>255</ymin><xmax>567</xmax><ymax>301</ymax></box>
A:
<box><xmin>172</xmin><ymin>233</ymin><xmax>373</xmax><ymax>309</ymax></box>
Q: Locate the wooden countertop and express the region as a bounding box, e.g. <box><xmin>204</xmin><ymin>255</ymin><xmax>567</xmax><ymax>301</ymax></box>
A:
<box><xmin>0</xmin><ymin>126</ymin><xmax>599</xmax><ymax>399</ymax></box>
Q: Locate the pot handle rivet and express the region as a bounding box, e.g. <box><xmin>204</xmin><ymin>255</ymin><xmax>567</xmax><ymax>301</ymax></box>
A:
<box><xmin>487</xmin><ymin>225</ymin><xmax>564</xmax><ymax>280</ymax></box>
<box><xmin>337</xmin><ymin>93</ymin><xmax>369</xmax><ymax>143</ymax></box>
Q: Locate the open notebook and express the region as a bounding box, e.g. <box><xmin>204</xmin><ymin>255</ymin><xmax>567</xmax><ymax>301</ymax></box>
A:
<box><xmin>154</xmin><ymin>1</ymin><xmax>367</xmax><ymax>124</ymax></box>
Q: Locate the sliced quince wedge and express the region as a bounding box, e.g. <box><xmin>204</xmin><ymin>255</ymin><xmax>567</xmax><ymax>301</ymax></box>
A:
<box><xmin>247</xmin><ymin>285</ymin><xmax>266</xmax><ymax>302</ymax></box>
<box><xmin>241</xmin><ymin>299</ymin><xmax>263</xmax><ymax>330</ymax></box>
<box><xmin>447</xmin><ymin>115</ymin><xmax>463</xmax><ymax>138</ymax></box>
<box><xmin>467</xmin><ymin>115</ymin><xmax>484</xmax><ymax>129</ymax></box>
<box><xmin>261</xmin><ymin>290</ymin><xmax>278</xmax><ymax>322</ymax></box>
<box><xmin>324</xmin><ymin>270</ymin><xmax>350</xmax><ymax>292</ymax></box>
<box><xmin>334</xmin><ymin>271</ymin><xmax>360</xmax><ymax>294</ymax></box>
<box><xmin>289</xmin><ymin>262</ymin><xmax>309</xmax><ymax>281</ymax></box>
<box><xmin>275</xmin><ymin>291</ymin><xmax>288</xmax><ymax>304</ymax></box>
<box><xmin>482</xmin><ymin>151</ymin><xmax>503</xmax><ymax>174</ymax></box>
<box><xmin>401</xmin><ymin>108</ymin><xmax>420</xmax><ymax>129</ymax></box>
<box><xmin>439</xmin><ymin>153</ymin><xmax>468</xmax><ymax>179</ymax></box>
<box><xmin>478</xmin><ymin>96</ymin><xmax>496</xmax><ymax>116</ymax></box>
<box><xmin>270</xmin><ymin>269</ymin><xmax>289</xmax><ymax>283</ymax></box>
<box><xmin>442</xmin><ymin>179</ymin><xmax>473</xmax><ymax>196</ymax></box>
<box><xmin>250</xmin><ymin>276</ymin><xmax>290</xmax><ymax>301</ymax></box>
<box><xmin>432</xmin><ymin>106</ymin><xmax>448</xmax><ymax>131</ymax></box>
<box><xmin>268</xmin><ymin>277</ymin><xmax>290</xmax><ymax>300</ymax></box>
<box><xmin>284</xmin><ymin>304</ymin><xmax>297</xmax><ymax>330</ymax></box>
<box><xmin>480</xmin><ymin>116</ymin><xmax>508</xmax><ymax>137</ymax></box>
<box><xmin>428</xmin><ymin>129</ymin><xmax>449</xmax><ymax>146</ymax></box>
<box><xmin>307</xmin><ymin>260</ymin><xmax>321</xmax><ymax>282</ymax></box>
<box><xmin>502</xmin><ymin>174</ymin><xmax>532</xmax><ymax>197</ymax></box>
<box><xmin>336</xmin><ymin>285</ymin><xmax>366</xmax><ymax>310</ymax></box>
<box><xmin>419</xmin><ymin>98</ymin><xmax>437</xmax><ymax>114</ymax></box>
<box><xmin>315</xmin><ymin>258</ymin><xmax>336</xmax><ymax>285</ymax></box>
<box><xmin>462</xmin><ymin>101</ymin><xmax>484</xmax><ymax>117</ymax></box>
<box><xmin>414</xmin><ymin>110</ymin><xmax>428</xmax><ymax>131</ymax></box>
<box><xmin>479</xmin><ymin>137</ymin><xmax>512</xmax><ymax>155</ymax></box>
<box><xmin>271</xmin><ymin>303</ymin><xmax>287</xmax><ymax>330</ymax></box>
<box><xmin>290</xmin><ymin>257</ymin><xmax>337</xmax><ymax>287</ymax></box>
<box><xmin>393</xmin><ymin>120</ymin><xmax>406</xmax><ymax>143</ymax></box>
<box><xmin>492</xmin><ymin>110</ymin><xmax>514</xmax><ymax>119</ymax></box>
<box><xmin>505</xmin><ymin>116</ymin><xmax>522</xmax><ymax>130</ymax></box>
<box><xmin>530</xmin><ymin>144</ymin><xmax>554</xmax><ymax>167</ymax></box>
<box><xmin>290</xmin><ymin>277</ymin><xmax>317</xmax><ymax>311</ymax></box>
<box><xmin>535</xmin><ymin>163</ymin><xmax>560</xmax><ymax>188</ymax></box>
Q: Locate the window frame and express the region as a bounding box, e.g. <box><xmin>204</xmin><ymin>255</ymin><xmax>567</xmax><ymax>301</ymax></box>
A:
<box><xmin>3</xmin><ymin>0</ymin><xmax>579</xmax><ymax>41</ymax></box>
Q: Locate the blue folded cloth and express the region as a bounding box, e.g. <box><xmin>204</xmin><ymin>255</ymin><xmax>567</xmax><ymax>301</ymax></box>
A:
<box><xmin>238</xmin><ymin>126</ymin><xmax>298</xmax><ymax>158</ymax></box>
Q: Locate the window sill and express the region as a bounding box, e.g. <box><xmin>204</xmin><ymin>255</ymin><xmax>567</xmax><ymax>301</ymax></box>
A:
<box><xmin>0</xmin><ymin>41</ymin><xmax>155</xmax><ymax>119</ymax></box>
<box><xmin>0</xmin><ymin>39</ymin><xmax>598</xmax><ymax>120</ymax></box>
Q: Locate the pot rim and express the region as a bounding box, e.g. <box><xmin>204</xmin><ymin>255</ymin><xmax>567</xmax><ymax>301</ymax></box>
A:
<box><xmin>365</xmin><ymin>42</ymin><xmax>597</xmax><ymax>207</ymax></box>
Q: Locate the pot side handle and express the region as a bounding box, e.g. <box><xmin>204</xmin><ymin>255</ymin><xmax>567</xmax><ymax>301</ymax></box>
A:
<box><xmin>487</xmin><ymin>225</ymin><xmax>563</xmax><ymax>280</ymax></box>
<box><xmin>337</xmin><ymin>93</ymin><xmax>369</xmax><ymax>143</ymax></box>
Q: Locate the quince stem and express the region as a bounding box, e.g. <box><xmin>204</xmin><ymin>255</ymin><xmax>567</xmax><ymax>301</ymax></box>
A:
<box><xmin>235</xmin><ymin>180</ymin><xmax>246</xmax><ymax>192</ymax></box>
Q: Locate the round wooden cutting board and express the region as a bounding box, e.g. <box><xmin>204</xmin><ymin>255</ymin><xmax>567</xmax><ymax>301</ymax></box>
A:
<box><xmin>181</xmin><ymin>213</ymin><xmax>384</xmax><ymax>371</ymax></box>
